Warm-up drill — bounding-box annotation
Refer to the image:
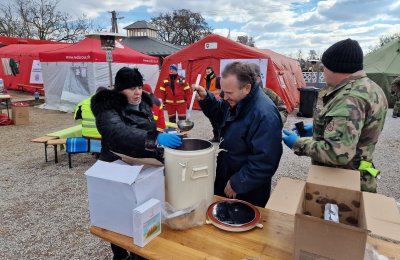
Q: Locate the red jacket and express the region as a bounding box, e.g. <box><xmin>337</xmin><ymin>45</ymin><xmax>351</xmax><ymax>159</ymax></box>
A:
<box><xmin>156</xmin><ymin>75</ymin><xmax>191</xmax><ymax>105</ymax></box>
<box><xmin>152</xmin><ymin>101</ymin><xmax>166</xmax><ymax>132</ymax></box>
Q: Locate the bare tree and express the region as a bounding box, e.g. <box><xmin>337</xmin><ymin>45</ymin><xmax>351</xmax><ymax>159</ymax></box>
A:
<box><xmin>0</xmin><ymin>0</ymin><xmax>99</xmax><ymax>42</ymax></box>
<box><xmin>297</xmin><ymin>49</ymin><xmax>303</xmax><ymax>61</ymax></box>
<box><xmin>368</xmin><ymin>32</ymin><xmax>400</xmax><ymax>53</ymax></box>
<box><xmin>0</xmin><ymin>2</ymin><xmax>24</xmax><ymax>37</ymax></box>
<box><xmin>296</xmin><ymin>49</ymin><xmax>306</xmax><ymax>71</ymax></box>
<box><xmin>378</xmin><ymin>33</ymin><xmax>400</xmax><ymax>47</ymax></box>
<box><xmin>151</xmin><ymin>9</ymin><xmax>212</xmax><ymax>46</ymax></box>
<box><xmin>236</xmin><ymin>35</ymin><xmax>255</xmax><ymax>47</ymax></box>
<box><xmin>307</xmin><ymin>50</ymin><xmax>318</xmax><ymax>60</ymax></box>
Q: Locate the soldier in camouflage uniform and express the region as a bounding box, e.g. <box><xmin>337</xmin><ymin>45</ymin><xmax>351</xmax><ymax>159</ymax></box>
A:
<box><xmin>262</xmin><ymin>88</ymin><xmax>288</xmax><ymax>124</ymax></box>
<box><xmin>251</xmin><ymin>64</ymin><xmax>288</xmax><ymax>124</ymax></box>
<box><xmin>391</xmin><ymin>76</ymin><xmax>400</xmax><ymax>118</ymax></box>
<box><xmin>283</xmin><ymin>39</ymin><xmax>388</xmax><ymax>193</ymax></box>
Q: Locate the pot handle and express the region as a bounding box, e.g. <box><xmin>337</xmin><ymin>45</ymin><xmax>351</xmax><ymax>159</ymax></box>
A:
<box><xmin>178</xmin><ymin>162</ymin><xmax>187</xmax><ymax>182</ymax></box>
<box><xmin>191</xmin><ymin>166</ymin><xmax>209</xmax><ymax>179</ymax></box>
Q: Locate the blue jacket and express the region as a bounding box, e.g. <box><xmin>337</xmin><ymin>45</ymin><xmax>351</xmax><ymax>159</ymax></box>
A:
<box><xmin>199</xmin><ymin>85</ymin><xmax>283</xmax><ymax>206</ymax></box>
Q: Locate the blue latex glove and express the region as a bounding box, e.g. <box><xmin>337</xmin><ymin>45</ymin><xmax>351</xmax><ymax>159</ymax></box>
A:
<box><xmin>292</xmin><ymin>123</ymin><xmax>313</xmax><ymax>137</ymax></box>
<box><xmin>157</xmin><ymin>133</ymin><xmax>182</xmax><ymax>148</ymax></box>
<box><xmin>282</xmin><ymin>129</ymin><xmax>299</xmax><ymax>149</ymax></box>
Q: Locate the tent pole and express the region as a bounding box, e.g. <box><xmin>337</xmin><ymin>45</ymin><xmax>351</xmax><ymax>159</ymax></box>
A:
<box><xmin>108</xmin><ymin>60</ymin><xmax>113</xmax><ymax>89</ymax></box>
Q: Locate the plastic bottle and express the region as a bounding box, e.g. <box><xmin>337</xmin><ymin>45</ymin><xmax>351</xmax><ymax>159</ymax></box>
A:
<box><xmin>34</xmin><ymin>91</ymin><xmax>40</xmax><ymax>101</ymax></box>
<box><xmin>0</xmin><ymin>78</ymin><xmax>4</xmax><ymax>93</ymax></box>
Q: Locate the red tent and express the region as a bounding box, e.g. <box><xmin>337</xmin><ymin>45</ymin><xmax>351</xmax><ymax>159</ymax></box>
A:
<box><xmin>37</xmin><ymin>38</ymin><xmax>160</xmax><ymax>112</ymax></box>
<box><xmin>155</xmin><ymin>34</ymin><xmax>305</xmax><ymax>111</ymax></box>
<box><xmin>0</xmin><ymin>36</ymin><xmax>59</xmax><ymax>47</ymax></box>
<box><xmin>257</xmin><ymin>48</ymin><xmax>306</xmax><ymax>110</ymax></box>
<box><xmin>39</xmin><ymin>38</ymin><xmax>159</xmax><ymax>64</ymax></box>
<box><xmin>0</xmin><ymin>43</ymin><xmax>70</xmax><ymax>93</ymax></box>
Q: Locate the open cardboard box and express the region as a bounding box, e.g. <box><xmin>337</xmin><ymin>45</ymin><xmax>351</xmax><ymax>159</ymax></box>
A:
<box><xmin>85</xmin><ymin>160</ymin><xmax>164</xmax><ymax>237</ymax></box>
<box><xmin>266</xmin><ymin>165</ymin><xmax>400</xmax><ymax>260</ymax></box>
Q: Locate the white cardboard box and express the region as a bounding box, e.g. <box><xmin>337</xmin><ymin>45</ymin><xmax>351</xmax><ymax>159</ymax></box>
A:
<box><xmin>133</xmin><ymin>198</ymin><xmax>162</xmax><ymax>247</ymax></box>
<box><xmin>85</xmin><ymin>160</ymin><xmax>165</xmax><ymax>237</ymax></box>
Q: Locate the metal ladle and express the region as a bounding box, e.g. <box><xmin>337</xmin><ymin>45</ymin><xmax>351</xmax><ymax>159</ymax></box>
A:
<box><xmin>177</xmin><ymin>74</ymin><xmax>201</xmax><ymax>132</ymax></box>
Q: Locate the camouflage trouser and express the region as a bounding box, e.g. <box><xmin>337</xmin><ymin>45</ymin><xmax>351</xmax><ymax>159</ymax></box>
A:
<box><xmin>393</xmin><ymin>92</ymin><xmax>400</xmax><ymax>116</ymax></box>
<box><xmin>360</xmin><ymin>172</ymin><xmax>377</xmax><ymax>193</ymax></box>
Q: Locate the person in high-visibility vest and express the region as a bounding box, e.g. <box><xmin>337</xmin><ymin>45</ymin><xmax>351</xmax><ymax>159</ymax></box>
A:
<box><xmin>143</xmin><ymin>83</ymin><xmax>166</xmax><ymax>132</ymax></box>
<box><xmin>74</xmin><ymin>87</ymin><xmax>106</xmax><ymax>154</ymax></box>
<box><xmin>203</xmin><ymin>66</ymin><xmax>221</xmax><ymax>142</ymax></box>
<box><xmin>74</xmin><ymin>87</ymin><xmax>107</xmax><ymax>139</ymax></box>
<box><xmin>156</xmin><ymin>64</ymin><xmax>191</xmax><ymax>123</ymax></box>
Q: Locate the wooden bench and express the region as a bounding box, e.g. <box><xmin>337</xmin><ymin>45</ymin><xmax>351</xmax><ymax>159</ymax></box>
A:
<box><xmin>48</xmin><ymin>138</ymin><xmax>95</xmax><ymax>168</ymax></box>
<box><xmin>31</xmin><ymin>136</ymin><xmax>59</xmax><ymax>162</ymax></box>
<box><xmin>47</xmin><ymin>138</ymin><xmax>66</xmax><ymax>164</ymax></box>
<box><xmin>17</xmin><ymin>84</ymin><xmax>44</xmax><ymax>93</ymax></box>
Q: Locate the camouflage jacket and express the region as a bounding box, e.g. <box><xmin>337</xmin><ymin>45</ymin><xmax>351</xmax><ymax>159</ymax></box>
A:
<box><xmin>391</xmin><ymin>76</ymin><xmax>400</xmax><ymax>93</ymax></box>
<box><xmin>293</xmin><ymin>71</ymin><xmax>388</xmax><ymax>170</ymax></box>
<box><xmin>261</xmin><ymin>87</ymin><xmax>288</xmax><ymax>124</ymax></box>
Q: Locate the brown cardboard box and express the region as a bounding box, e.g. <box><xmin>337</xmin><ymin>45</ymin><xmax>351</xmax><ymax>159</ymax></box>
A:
<box><xmin>12</xmin><ymin>102</ymin><xmax>29</xmax><ymax>125</ymax></box>
<box><xmin>266</xmin><ymin>165</ymin><xmax>400</xmax><ymax>260</ymax></box>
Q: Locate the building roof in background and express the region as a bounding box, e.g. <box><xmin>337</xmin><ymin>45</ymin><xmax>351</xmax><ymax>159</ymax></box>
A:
<box><xmin>121</xmin><ymin>36</ymin><xmax>182</xmax><ymax>56</ymax></box>
<box><xmin>123</xmin><ymin>20</ymin><xmax>157</xmax><ymax>30</ymax></box>
<box><xmin>0</xmin><ymin>36</ymin><xmax>59</xmax><ymax>46</ymax></box>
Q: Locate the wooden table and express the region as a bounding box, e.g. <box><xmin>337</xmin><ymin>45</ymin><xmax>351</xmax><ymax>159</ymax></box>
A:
<box><xmin>47</xmin><ymin>138</ymin><xmax>66</xmax><ymax>163</ymax></box>
<box><xmin>90</xmin><ymin>198</ymin><xmax>400</xmax><ymax>260</ymax></box>
<box><xmin>31</xmin><ymin>136</ymin><xmax>59</xmax><ymax>162</ymax></box>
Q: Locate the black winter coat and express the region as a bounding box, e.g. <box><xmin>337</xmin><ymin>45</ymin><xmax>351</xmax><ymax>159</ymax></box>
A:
<box><xmin>91</xmin><ymin>89</ymin><xmax>160</xmax><ymax>162</ymax></box>
<box><xmin>199</xmin><ymin>85</ymin><xmax>283</xmax><ymax>207</ymax></box>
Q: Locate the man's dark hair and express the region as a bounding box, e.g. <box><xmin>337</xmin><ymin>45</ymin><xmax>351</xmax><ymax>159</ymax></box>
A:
<box><xmin>221</xmin><ymin>62</ymin><xmax>256</xmax><ymax>88</ymax></box>
<box><xmin>206</xmin><ymin>66</ymin><xmax>214</xmax><ymax>71</ymax></box>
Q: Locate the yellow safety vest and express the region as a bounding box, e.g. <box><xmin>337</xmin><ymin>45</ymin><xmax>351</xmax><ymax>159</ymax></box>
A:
<box><xmin>74</xmin><ymin>97</ymin><xmax>101</xmax><ymax>139</ymax></box>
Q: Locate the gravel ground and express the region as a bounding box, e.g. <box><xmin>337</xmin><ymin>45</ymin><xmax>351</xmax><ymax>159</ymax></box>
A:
<box><xmin>0</xmin><ymin>98</ymin><xmax>399</xmax><ymax>259</ymax></box>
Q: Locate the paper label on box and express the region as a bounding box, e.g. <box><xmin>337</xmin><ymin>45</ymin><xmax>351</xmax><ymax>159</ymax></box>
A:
<box><xmin>143</xmin><ymin>213</ymin><xmax>161</xmax><ymax>243</ymax></box>
<box><xmin>133</xmin><ymin>199</ymin><xmax>162</xmax><ymax>247</ymax></box>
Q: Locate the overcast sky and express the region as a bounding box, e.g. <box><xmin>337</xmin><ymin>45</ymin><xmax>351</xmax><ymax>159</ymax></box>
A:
<box><xmin>57</xmin><ymin>0</ymin><xmax>400</xmax><ymax>57</ymax></box>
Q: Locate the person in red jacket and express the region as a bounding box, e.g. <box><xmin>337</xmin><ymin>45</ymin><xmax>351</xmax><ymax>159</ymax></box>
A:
<box><xmin>143</xmin><ymin>83</ymin><xmax>166</xmax><ymax>132</ymax></box>
<box><xmin>203</xmin><ymin>66</ymin><xmax>221</xmax><ymax>142</ymax></box>
<box><xmin>156</xmin><ymin>64</ymin><xmax>191</xmax><ymax>123</ymax></box>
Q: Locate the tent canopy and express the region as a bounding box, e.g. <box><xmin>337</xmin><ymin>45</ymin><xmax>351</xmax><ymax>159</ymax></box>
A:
<box><xmin>0</xmin><ymin>36</ymin><xmax>58</xmax><ymax>46</ymax></box>
<box><xmin>364</xmin><ymin>39</ymin><xmax>400</xmax><ymax>107</ymax></box>
<box><xmin>155</xmin><ymin>34</ymin><xmax>304</xmax><ymax>112</ymax></box>
<box><xmin>40</xmin><ymin>38</ymin><xmax>159</xmax><ymax>64</ymax></box>
<box><xmin>38</xmin><ymin>38</ymin><xmax>160</xmax><ymax>112</ymax></box>
<box><xmin>0</xmin><ymin>43</ymin><xmax>70</xmax><ymax>92</ymax></box>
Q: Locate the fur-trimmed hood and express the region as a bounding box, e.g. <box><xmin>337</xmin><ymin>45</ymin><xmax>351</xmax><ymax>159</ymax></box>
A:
<box><xmin>91</xmin><ymin>89</ymin><xmax>155</xmax><ymax>116</ymax></box>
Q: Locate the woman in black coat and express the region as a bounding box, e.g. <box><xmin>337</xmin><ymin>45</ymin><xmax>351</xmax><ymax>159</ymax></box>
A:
<box><xmin>91</xmin><ymin>67</ymin><xmax>181</xmax><ymax>260</ymax></box>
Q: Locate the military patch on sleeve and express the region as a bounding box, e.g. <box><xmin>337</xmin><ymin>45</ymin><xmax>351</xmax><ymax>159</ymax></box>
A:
<box><xmin>326</xmin><ymin>121</ymin><xmax>334</xmax><ymax>131</ymax></box>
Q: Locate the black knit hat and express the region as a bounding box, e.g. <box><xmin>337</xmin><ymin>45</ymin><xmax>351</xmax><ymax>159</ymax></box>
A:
<box><xmin>321</xmin><ymin>38</ymin><xmax>363</xmax><ymax>73</ymax></box>
<box><xmin>114</xmin><ymin>67</ymin><xmax>143</xmax><ymax>92</ymax></box>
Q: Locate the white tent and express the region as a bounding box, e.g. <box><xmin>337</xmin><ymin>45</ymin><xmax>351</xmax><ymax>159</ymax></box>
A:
<box><xmin>39</xmin><ymin>38</ymin><xmax>160</xmax><ymax>112</ymax></box>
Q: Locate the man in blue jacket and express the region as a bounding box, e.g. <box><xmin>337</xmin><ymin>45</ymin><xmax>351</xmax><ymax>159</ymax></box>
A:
<box><xmin>194</xmin><ymin>62</ymin><xmax>283</xmax><ymax>207</ymax></box>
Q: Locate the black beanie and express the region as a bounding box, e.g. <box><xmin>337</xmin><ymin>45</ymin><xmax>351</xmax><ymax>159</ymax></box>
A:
<box><xmin>321</xmin><ymin>38</ymin><xmax>363</xmax><ymax>73</ymax></box>
<box><xmin>114</xmin><ymin>67</ymin><xmax>143</xmax><ymax>92</ymax></box>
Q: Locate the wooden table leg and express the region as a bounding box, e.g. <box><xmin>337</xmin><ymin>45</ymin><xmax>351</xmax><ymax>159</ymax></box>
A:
<box><xmin>68</xmin><ymin>153</ymin><xmax>72</xmax><ymax>168</ymax></box>
<box><xmin>54</xmin><ymin>145</ymin><xmax>58</xmax><ymax>163</ymax></box>
<box><xmin>44</xmin><ymin>143</ymin><xmax>48</xmax><ymax>162</ymax></box>
<box><xmin>5</xmin><ymin>99</ymin><xmax>9</xmax><ymax>118</ymax></box>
